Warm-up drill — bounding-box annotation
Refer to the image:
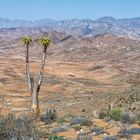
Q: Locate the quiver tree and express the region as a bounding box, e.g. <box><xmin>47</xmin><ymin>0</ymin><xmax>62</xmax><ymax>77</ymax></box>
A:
<box><xmin>22</xmin><ymin>36</ymin><xmax>52</xmax><ymax>116</ymax></box>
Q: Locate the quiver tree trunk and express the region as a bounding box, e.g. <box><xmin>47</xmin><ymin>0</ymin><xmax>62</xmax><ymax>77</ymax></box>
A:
<box><xmin>25</xmin><ymin>45</ymin><xmax>38</xmax><ymax>114</ymax></box>
<box><xmin>31</xmin><ymin>47</ymin><xmax>47</xmax><ymax>115</ymax></box>
<box><xmin>25</xmin><ymin>45</ymin><xmax>33</xmax><ymax>95</ymax></box>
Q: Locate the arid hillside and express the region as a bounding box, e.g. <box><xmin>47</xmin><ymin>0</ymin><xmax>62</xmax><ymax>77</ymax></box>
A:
<box><xmin>1</xmin><ymin>26</ymin><xmax>140</xmax><ymax>139</ymax></box>
<box><xmin>0</xmin><ymin>31</ymin><xmax>140</xmax><ymax>116</ymax></box>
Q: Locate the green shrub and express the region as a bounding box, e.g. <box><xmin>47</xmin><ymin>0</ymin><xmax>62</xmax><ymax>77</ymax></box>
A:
<box><xmin>107</xmin><ymin>108</ymin><xmax>122</xmax><ymax>121</ymax></box>
<box><xmin>48</xmin><ymin>136</ymin><xmax>66</xmax><ymax>140</ymax></box>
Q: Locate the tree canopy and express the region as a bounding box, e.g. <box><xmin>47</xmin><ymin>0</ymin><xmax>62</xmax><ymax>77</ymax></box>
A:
<box><xmin>22</xmin><ymin>36</ymin><xmax>32</xmax><ymax>46</ymax></box>
<box><xmin>40</xmin><ymin>37</ymin><xmax>52</xmax><ymax>47</ymax></box>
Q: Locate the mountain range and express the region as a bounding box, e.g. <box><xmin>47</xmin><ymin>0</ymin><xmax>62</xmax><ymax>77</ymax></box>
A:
<box><xmin>0</xmin><ymin>17</ymin><xmax>140</xmax><ymax>40</ymax></box>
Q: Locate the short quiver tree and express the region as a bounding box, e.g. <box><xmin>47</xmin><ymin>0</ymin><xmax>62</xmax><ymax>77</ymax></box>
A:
<box><xmin>22</xmin><ymin>36</ymin><xmax>52</xmax><ymax>115</ymax></box>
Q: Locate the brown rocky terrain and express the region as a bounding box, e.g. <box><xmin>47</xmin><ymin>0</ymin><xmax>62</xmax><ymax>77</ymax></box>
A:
<box><xmin>0</xmin><ymin>32</ymin><xmax>140</xmax><ymax>115</ymax></box>
<box><xmin>0</xmin><ymin>31</ymin><xmax>140</xmax><ymax>139</ymax></box>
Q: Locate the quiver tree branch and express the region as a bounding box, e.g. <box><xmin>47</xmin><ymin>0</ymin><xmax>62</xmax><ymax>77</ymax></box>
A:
<box><xmin>37</xmin><ymin>37</ymin><xmax>51</xmax><ymax>92</ymax></box>
<box><xmin>23</xmin><ymin>36</ymin><xmax>33</xmax><ymax>96</ymax></box>
<box><xmin>36</xmin><ymin>46</ymin><xmax>47</xmax><ymax>94</ymax></box>
<box><xmin>32</xmin><ymin>37</ymin><xmax>51</xmax><ymax>115</ymax></box>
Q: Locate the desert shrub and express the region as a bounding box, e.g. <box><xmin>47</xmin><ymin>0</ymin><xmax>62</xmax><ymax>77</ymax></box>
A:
<box><xmin>41</xmin><ymin>109</ymin><xmax>57</xmax><ymax>123</ymax></box>
<box><xmin>120</xmin><ymin>112</ymin><xmax>135</xmax><ymax>124</ymax></box>
<box><xmin>99</xmin><ymin>111</ymin><xmax>107</xmax><ymax>119</ymax></box>
<box><xmin>119</xmin><ymin>123</ymin><xmax>130</xmax><ymax>138</ymax></box>
<box><xmin>48</xmin><ymin>136</ymin><xmax>66</xmax><ymax>140</ymax></box>
<box><xmin>107</xmin><ymin>108</ymin><xmax>122</xmax><ymax>121</ymax></box>
<box><xmin>0</xmin><ymin>113</ymin><xmax>39</xmax><ymax>139</ymax></box>
<box><xmin>118</xmin><ymin>112</ymin><xmax>136</xmax><ymax>137</ymax></box>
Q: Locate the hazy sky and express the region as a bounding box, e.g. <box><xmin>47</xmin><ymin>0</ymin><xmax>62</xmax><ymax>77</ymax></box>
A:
<box><xmin>0</xmin><ymin>0</ymin><xmax>139</xmax><ymax>20</ymax></box>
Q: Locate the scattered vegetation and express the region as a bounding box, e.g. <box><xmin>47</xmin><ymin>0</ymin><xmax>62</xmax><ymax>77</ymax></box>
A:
<box><xmin>107</xmin><ymin>108</ymin><xmax>122</xmax><ymax>121</ymax></box>
<box><xmin>98</xmin><ymin>108</ymin><xmax>123</xmax><ymax>121</ymax></box>
<box><xmin>41</xmin><ymin>109</ymin><xmax>57</xmax><ymax>123</ymax></box>
<box><xmin>121</xmin><ymin>112</ymin><xmax>135</xmax><ymax>124</ymax></box>
<box><xmin>0</xmin><ymin>113</ymin><xmax>39</xmax><ymax>139</ymax></box>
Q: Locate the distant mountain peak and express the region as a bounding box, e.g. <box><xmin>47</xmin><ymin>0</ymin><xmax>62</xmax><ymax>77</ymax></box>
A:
<box><xmin>96</xmin><ymin>16</ymin><xmax>116</xmax><ymax>22</ymax></box>
<box><xmin>0</xmin><ymin>17</ymin><xmax>140</xmax><ymax>40</ymax></box>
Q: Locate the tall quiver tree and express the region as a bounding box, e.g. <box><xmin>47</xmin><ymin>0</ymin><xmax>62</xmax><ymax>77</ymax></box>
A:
<box><xmin>22</xmin><ymin>36</ymin><xmax>51</xmax><ymax>116</ymax></box>
<box><xmin>22</xmin><ymin>36</ymin><xmax>33</xmax><ymax>95</ymax></box>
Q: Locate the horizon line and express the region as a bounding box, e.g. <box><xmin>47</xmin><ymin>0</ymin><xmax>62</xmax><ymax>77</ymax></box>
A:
<box><xmin>0</xmin><ymin>16</ymin><xmax>140</xmax><ymax>22</ymax></box>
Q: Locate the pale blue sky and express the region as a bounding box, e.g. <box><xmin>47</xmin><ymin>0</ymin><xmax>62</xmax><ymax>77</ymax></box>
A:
<box><xmin>0</xmin><ymin>0</ymin><xmax>139</xmax><ymax>20</ymax></box>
